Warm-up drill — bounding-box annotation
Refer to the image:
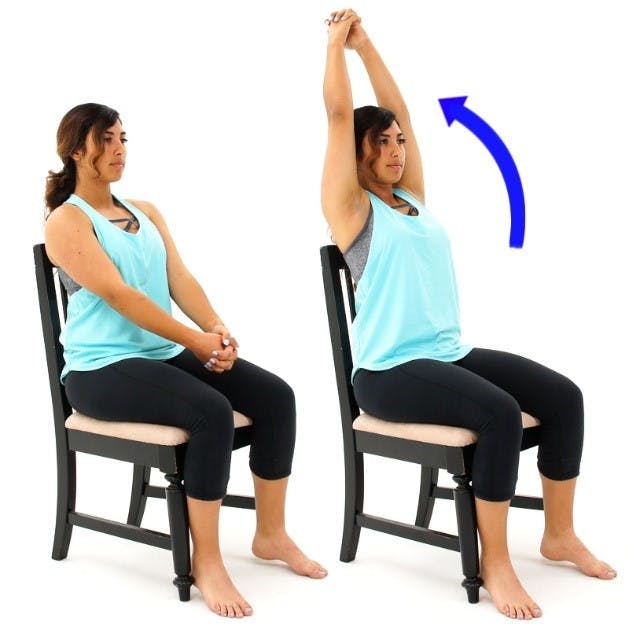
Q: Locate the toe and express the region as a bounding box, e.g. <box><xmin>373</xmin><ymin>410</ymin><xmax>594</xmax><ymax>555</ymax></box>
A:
<box><xmin>599</xmin><ymin>562</ymin><xmax>617</xmax><ymax>578</ymax></box>
<box><xmin>309</xmin><ymin>562</ymin><xmax>328</xmax><ymax>578</ymax></box>
<box><xmin>524</xmin><ymin>601</ymin><xmax>542</xmax><ymax>619</ymax></box>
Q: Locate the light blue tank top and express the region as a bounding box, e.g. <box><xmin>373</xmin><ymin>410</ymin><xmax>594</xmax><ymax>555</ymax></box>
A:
<box><xmin>349</xmin><ymin>188</ymin><xmax>472</xmax><ymax>380</ymax></box>
<box><xmin>59</xmin><ymin>194</ymin><xmax>184</xmax><ymax>381</ymax></box>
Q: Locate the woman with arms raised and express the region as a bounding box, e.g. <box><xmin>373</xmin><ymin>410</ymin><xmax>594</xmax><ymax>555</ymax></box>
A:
<box><xmin>321</xmin><ymin>8</ymin><xmax>615</xmax><ymax>620</ymax></box>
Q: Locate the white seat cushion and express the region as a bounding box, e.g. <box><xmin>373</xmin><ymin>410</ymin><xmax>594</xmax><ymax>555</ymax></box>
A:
<box><xmin>65</xmin><ymin>411</ymin><xmax>253</xmax><ymax>447</ymax></box>
<box><xmin>353</xmin><ymin>412</ymin><xmax>540</xmax><ymax>448</ymax></box>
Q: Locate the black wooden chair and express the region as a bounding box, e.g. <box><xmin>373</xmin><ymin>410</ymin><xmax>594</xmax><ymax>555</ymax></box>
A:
<box><xmin>34</xmin><ymin>243</ymin><xmax>256</xmax><ymax>602</ymax></box>
<box><xmin>320</xmin><ymin>243</ymin><xmax>543</xmax><ymax>603</ymax></box>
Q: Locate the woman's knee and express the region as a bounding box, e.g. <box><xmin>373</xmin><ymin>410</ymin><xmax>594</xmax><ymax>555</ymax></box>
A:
<box><xmin>555</xmin><ymin>375</ymin><xmax>584</xmax><ymax>419</ymax></box>
<box><xmin>271</xmin><ymin>376</ymin><xmax>296</xmax><ymax>418</ymax></box>
<box><xmin>247</xmin><ymin>377</ymin><xmax>296</xmax><ymax>477</ymax></box>
<box><xmin>483</xmin><ymin>392</ymin><xmax>523</xmax><ymax>444</ymax></box>
<box><xmin>536</xmin><ymin>375</ymin><xmax>584</xmax><ymax>480</ymax></box>
<box><xmin>259</xmin><ymin>375</ymin><xmax>296</xmax><ymax>433</ymax></box>
<box><xmin>189</xmin><ymin>394</ymin><xmax>235</xmax><ymax>442</ymax></box>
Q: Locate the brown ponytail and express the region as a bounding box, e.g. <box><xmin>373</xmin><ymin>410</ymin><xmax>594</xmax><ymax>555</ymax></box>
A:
<box><xmin>44</xmin><ymin>103</ymin><xmax>120</xmax><ymax>216</ymax></box>
<box><xmin>45</xmin><ymin>159</ymin><xmax>77</xmax><ymax>215</ymax></box>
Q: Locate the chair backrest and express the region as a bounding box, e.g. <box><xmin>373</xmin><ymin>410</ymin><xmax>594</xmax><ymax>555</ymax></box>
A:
<box><xmin>319</xmin><ymin>244</ymin><xmax>360</xmax><ymax>433</ymax></box>
<box><xmin>34</xmin><ymin>243</ymin><xmax>72</xmax><ymax>440</ymax></box>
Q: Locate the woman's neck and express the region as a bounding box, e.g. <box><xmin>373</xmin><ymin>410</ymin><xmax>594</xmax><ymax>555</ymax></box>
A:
<box><xmin>365</xmin><ymin>182</ymin><xmax>397</xmax><ymax>207</ymax></box>
<box><xmin>73</xmin><ymin>181</ymin><xmax>114</xmax><ymax>211</ymax></box>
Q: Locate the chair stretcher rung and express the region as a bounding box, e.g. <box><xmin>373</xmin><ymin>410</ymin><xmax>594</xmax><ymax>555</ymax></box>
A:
<box><xmin>69</xmin><ymin>512</ymin><xmax>171</xmax><ymax>550</ymax></box>
<box><xmin>356</xmin><ymin>513</ymin><xmax>459</xmax><ymax>551</ymax></box>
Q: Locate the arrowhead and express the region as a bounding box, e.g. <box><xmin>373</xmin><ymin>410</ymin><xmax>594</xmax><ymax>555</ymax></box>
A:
<box><xmin>438</xmin><ymin>96</ymin><xmax>468</xmax><ymax>126</ymax></box>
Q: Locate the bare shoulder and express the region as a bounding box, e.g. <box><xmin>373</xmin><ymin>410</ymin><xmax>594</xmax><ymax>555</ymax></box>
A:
<box><xmin>45</xmin><ymin>202</ymin><xmax>91</xmax><ymax>231</ymax></box>
<box><xmin>44</xmin><ymin>203</ymin><xmax>94</xmax><ymax>266</ymax></box>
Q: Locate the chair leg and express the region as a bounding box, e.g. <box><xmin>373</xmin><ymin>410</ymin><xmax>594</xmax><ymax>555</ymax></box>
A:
<box><xmin>165</xmin><ymin>473</ymin><xmax>194</xmax><ymax>602</ymax></box>
<box><xmin>340</xmin><ymin>450</ymin><xmax>364</xmax><ymax>562</ymax></box>
<box><xmin>453</xmin><ymin>474</ymin><xmax>482</xmax><ymax>604</ymax></box>
<box><xmin>127</xmin><ymin>465</ymin><xmax>151</xmax><ymax>526</ymax></box>
<box><xmin>52</xmin><ymin>449</ymin><xmax>76</xmax><ymax>560</ymax></box>
<box><xmin>415</xmin><ymin>466</ymin><xmax>439</xmax><ymax>527</ymax></box>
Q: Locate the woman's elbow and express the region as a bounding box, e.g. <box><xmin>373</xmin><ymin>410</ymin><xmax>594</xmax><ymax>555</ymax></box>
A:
<box><xmin>101</xmin><ymin>282</ymin><xmax>136</xmax><ymax>310</ymax></box>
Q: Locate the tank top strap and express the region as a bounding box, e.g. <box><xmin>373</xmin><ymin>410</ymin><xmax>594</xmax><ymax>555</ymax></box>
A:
<box><xmin>115</xmin><ymin>196</ymin><xmax>142</xmax><ymax>217</ymax></box>
<box><xmin>66</xmin><ymin>193</ymin><xmax>101</xmax><ymax>219</ymax></box>
<box><xmin>65</xmin><ymin>194</ymin><xmax>145</xmax><ymax>229</ymax></box>
<box><xmin>392</xmin><ymin>188</ymin><xmax>426</xmax><ymax>211</ymax></box>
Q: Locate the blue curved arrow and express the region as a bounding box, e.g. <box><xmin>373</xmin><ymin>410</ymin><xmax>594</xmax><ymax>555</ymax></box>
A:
<box><xmin>439</xmin><ymin>96</ymin><xmax>525</xmax><ymax>248</ymax></box>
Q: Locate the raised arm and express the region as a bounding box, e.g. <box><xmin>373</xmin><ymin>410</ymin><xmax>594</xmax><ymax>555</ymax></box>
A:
<box><xmin>350</xmin><ymin>23</ymin><xmax>425</xmax><ymax>204</ymax></box>
<box><xmin>321</xmin><ymin>9</ymin><xmax>370</xmax><ymax>252</ymax></box>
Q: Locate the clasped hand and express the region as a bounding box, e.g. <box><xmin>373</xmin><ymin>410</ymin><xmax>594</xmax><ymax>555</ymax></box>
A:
<box><xmin>195</xmin><ymin>324</ymin><xmax>240</xmax><ymax>373</ymax></box>
<box><xmin>325</xmin><ymin>8</ymin><xmax>368</xmax><ymax>50</ymax></box>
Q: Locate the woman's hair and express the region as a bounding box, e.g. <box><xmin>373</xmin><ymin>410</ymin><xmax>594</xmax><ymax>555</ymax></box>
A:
<box><xmin>353</xmin><ymin>105</ymin><xmax>397</xmax><ymax>161</ymax></box>
<box><xmin>45</xmin><ymin>103</ymin><xmax>120</xmax><ymax>215</ymax></box>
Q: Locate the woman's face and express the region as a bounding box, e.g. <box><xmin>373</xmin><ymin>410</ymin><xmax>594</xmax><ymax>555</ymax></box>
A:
<box><xmin>74</xmin><ymin>119</ymin><xmax>127</xmax><ymax>182</ymax></box>
<box><xmin>357</xmin><ymin>121</ymin><xmax>406</xmax><ymax>186</ymax></box>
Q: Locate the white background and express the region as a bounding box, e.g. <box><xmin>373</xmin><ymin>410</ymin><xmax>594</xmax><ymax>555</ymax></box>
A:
<box><xmin>1</xmin><ymin>0</ymin><xmax>626</xmax><ymax>626</ymax></box>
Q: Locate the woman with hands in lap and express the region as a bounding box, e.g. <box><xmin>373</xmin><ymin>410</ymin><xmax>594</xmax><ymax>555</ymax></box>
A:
<box><xmin>44</xmin><ymin>103</ymin><xmax>326</xmax><ymax>619</ymax></box>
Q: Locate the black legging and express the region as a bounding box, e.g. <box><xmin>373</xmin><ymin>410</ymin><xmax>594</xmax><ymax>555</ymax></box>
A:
<box><xmin>65</xmin><ymin>350</ymin><xmax>296</xmax><ymax>500</ymax></box>
<box><xmin>353</xmin><ymin>348</ymin><xmax>583</xmax><ymax>501</ymax></box>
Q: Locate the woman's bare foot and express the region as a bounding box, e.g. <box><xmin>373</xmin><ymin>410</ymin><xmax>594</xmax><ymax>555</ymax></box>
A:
<box><xmin>252</xmin><ymin>531</ymin><xmax>328</xmax><ymax>579</ymax></box>
<box><xmin>541</xmin><ymin>532</ymin><xmax>617</xmax><ymax>579</ymax></box>
<box><xmin>192</xmin><ymin>554</ymin><xmax>253</xmax><ymax>618</ymax></box>
<box><xmin>481</xmin><ymin>557</ymin><xmax>542</xmax><ymax>620</ymax></box>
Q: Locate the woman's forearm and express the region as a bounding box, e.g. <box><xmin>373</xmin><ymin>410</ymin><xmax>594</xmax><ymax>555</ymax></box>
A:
<box><xmin>106</xmin><ymin>283</ymin><xmax>203</xmax><ymax>350</ymax></box>
<box><xmin>169</xmin><ymin>273</ymin><xmax>223</xmax><ymax>332</ymax></box>
<box><xmin>324</xmin><ymin>41</ymin><xmax>354</xmax><ymax>119</ymax></box>
<box><xmin>355</xmin><ymin>38</ymin><xmax>409</xmax><ymax>117</ymax></box>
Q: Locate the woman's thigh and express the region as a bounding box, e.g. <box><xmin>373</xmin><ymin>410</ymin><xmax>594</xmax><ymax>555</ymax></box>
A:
<box><xmin>166</xmin><ymin>350</ymin><xmax>295</xmax><ymax>425</ymax></box>
<box><xmin>166</xmin><ymin>350</ymin><xmax>296</xmax><ymax>478</ymax></box>
<box><xmin>353</xmin><ymin>357</ymin><xmax>521</xmax><ymax>433</ymax></box>
<box><xmin>456</xmin><ymin>347</ymin><xmax>584</xmax><ymax>479</ymax></box>
<box><xmin>65</xmin><ymin>356</ymin><xmax>233</xmax><ymax>433</ymax></box>
<box><xmin>455</xmin><ymin>347</ymin><xmax>582</xmax><ymax>421</ymax></box>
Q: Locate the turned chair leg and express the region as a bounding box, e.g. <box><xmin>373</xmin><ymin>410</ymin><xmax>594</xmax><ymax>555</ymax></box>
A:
<box><xmin>52</xmin><ymin>449</ymin><xmax>76</xmax><ymax>560</ymax></box>
<box><xmin>127</xmin><ymin>464</ymin><xmax>151</xmax><ymax>526</ymax></box>
<box><xmin>340</xmin><ymin>450</ymin><xmax>364</xmax><ymax>562</ymax></box>
<box><xmin>165</xmin><ymin>473</ymin><xmax>194</xmax><ymax>602</ymax></box>
<box><xmin>453</xmin><ymin>474</ymin><xmax>482</xmax><ymax>604</ymax></box>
